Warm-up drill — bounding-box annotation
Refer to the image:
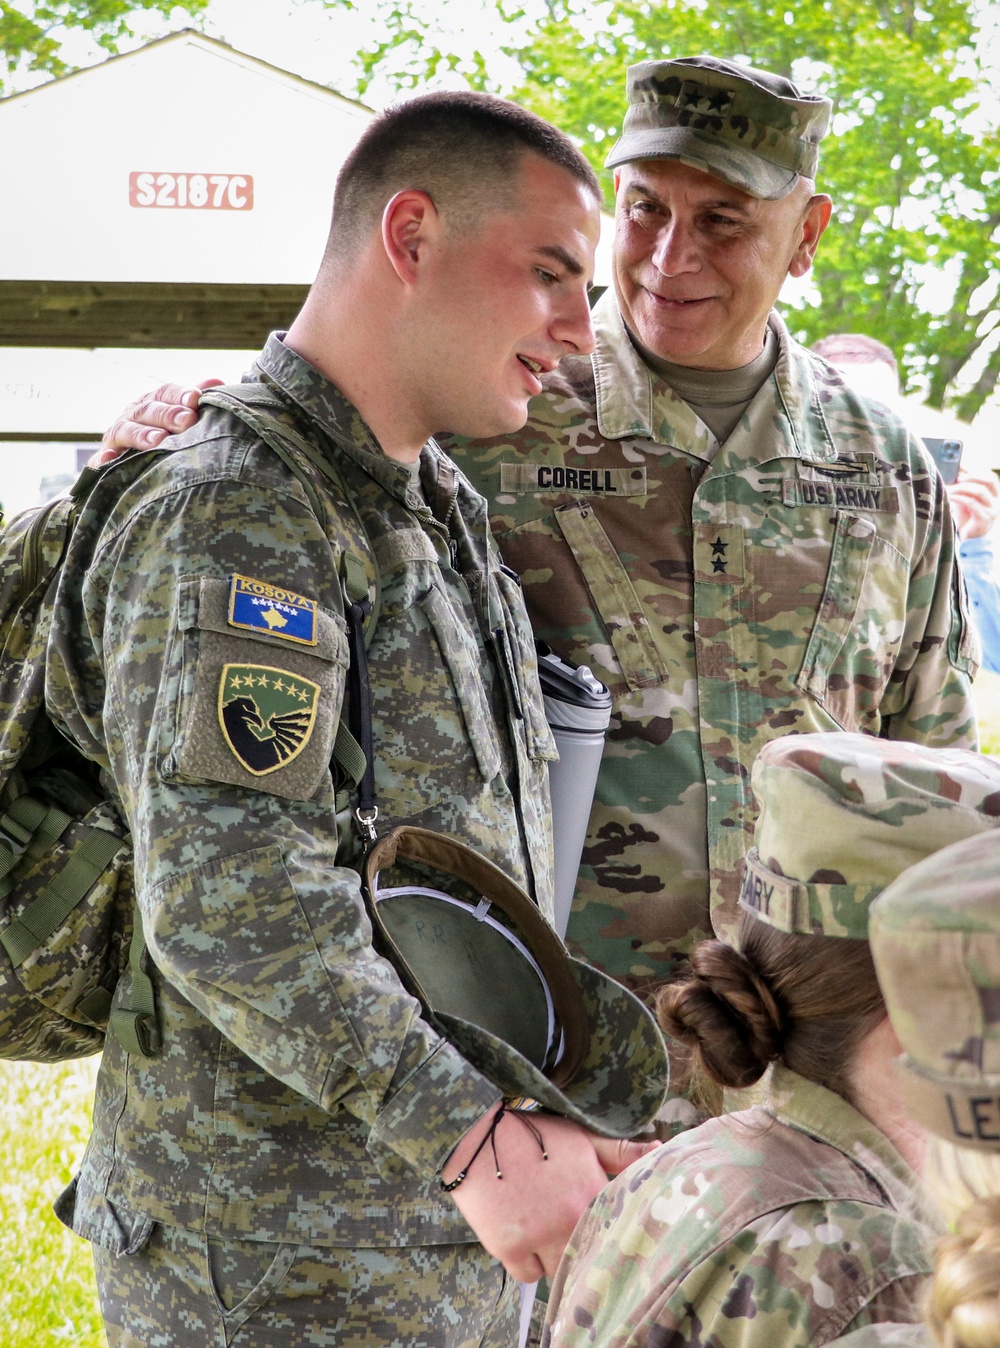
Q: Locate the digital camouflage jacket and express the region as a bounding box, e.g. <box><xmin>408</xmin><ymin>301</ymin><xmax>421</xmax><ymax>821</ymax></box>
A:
<box><xmin>46</xmin><ymin>336</ymin><xmax>558</xmax><ymax>1249</ymax></box>
<box><xmin>444</xmin><ymin>292</ymin><xmax>978</xmax><ymax>994</ymax></box>
<box><xmin>543</xmin><ymin>1066</ymin><xmax>933</xmax><ymax>1348</ymax></box>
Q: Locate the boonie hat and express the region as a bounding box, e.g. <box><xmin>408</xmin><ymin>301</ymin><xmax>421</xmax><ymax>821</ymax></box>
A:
<box><xmin>362</xmin><ymin>826</ymin><xmax>668</xmax><ymax>1138</ymax></box>
<box><xmin>740</xmin><ymin>733</ymin><xmax>1000</xmax><ymax>938</ymax></box>
<box><xmin>605</xmin><ymin>54</ymin><xmax>831</xmax><ymax>199</ymax></box>
<box><xmin>871</xmin><ymin>831</ymin><xmax>1000</xmax><ymax>1151</ymax></box>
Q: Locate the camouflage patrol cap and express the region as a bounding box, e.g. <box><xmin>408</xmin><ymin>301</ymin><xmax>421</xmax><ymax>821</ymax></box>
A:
<box><xmin>871</xmin><ymin>831</ymin><xmax>1000</xmax><ymax>1151</ymax></box>
<box><xmin>604</xmin><ymin>55</ymin><xmax>831</xmax><ymax>199</ymax></box>
<box><xmin>363</xmin><ymin>826</ymin><xmax>668</xmax><ymax>1138</ymax></box>
<box><xmin>740</xmin><ymin>733</ymin><xmax>1000</xmax><ymax>939</ymax></box>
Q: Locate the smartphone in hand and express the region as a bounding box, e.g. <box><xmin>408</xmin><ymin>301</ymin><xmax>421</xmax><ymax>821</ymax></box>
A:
<box><xmin>922</xmin><ymin>437</ymin><xmax>963</xmax><ymax>485</ymax></box>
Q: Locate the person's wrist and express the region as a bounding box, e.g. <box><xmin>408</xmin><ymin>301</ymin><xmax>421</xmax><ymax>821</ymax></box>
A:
<box><xmin>440</xmin><ymin>1099</ymin><xmax>503</xmax><ymax>1188</ymax></box>
<box><xmin>439</xmin><ymin>1098</ymin><xmax>549</xmax><ymax>1192</ymax></box>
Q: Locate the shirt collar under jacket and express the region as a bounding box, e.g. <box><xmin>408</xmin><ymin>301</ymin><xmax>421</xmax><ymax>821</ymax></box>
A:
<box><xmin>255</xmin><ymin>332</ymin><xmax>451</xmax><ymax>513</ymax></box>
<box><xmin>766</xmin><ymin>1064</ymin><xmax>921</xmax><ymax>1217</ymax></box>
<box><xmin>590</xmin><ymin>289</ymin><xmax>840</xmax><ymax>466</ymax></box>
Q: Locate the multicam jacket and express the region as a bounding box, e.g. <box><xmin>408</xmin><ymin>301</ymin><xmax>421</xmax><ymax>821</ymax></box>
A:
<box><xmin>543</xmin><ymin>1066</ymin><xmax>933</xmax><ymax>1348</ymax></box>
<box><xmin>46</xmin><ymin>335</ymin><xmax>557</xmax><ymax>1249</ymax></box>
<box><xmin>445</xmin><ymin>292</ymin><xmax>978</xmax><ymax>992</ymax></box>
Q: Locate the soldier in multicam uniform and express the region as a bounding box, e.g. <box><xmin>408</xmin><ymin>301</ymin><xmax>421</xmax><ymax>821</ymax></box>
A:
<box><xmin>45</xmin><ymin>92</ymin><xmax>658</xmax><ymax>1348</ymax></box>
<box><xmin>543</xmin><ymin>733</ymin><xmax>1000</xmax><ymax>1348</ymax></box>
<box><xmin>107</xmin><ymin>57</ymin><xmax>979</xmax><ymax>1131</ymax></box>
<box><xmin>446</xmin><ymin>57</ymin><xmax>979</xmax><ymax>1022</ymax></box>
<box><xmin>870</xmin><ymin>829</ymin><xmax>1000</xmax><ymax>1348</ymax></box>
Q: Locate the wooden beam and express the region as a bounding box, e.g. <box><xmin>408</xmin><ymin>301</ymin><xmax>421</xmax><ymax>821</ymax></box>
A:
<box><xmin>0</xmin><ymin>280</ymin><xmax>309</xmax><ymax>349</ymax></box>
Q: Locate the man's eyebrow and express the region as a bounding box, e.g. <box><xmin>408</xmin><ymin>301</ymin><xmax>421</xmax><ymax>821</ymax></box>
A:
<box><xmin>535</xmin><ymin>244</ymin><xmax>585</xmax><ymax>277</ymax></box>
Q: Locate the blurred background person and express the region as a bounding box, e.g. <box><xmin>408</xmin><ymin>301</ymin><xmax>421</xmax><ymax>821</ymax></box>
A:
<box><xmin>812</xmin><ymin>333</ymin><xmax>1000</xmax><ymax>676</ymax></box>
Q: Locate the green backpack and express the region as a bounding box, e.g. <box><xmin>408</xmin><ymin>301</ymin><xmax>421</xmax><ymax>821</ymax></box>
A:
<box><xmin>0</xmin><ymin>387</ymin><xmax>377</xmax><ymax>1064</ymax></box>
<box><xmin>0</xmin><ymin>456</ymin><xmax>156</xmax><ymax>1061</ymax></box>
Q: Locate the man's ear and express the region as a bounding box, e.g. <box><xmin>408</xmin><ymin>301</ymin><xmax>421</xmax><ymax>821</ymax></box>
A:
<box><xmin>789</xmin><ymin>194</ymin><xmax>833</xmax><ymax>278</ymax></box>
<box><xmin>381</xmin><ymin>189</ymin><xmax>439</xmax><ymax>285</ymax></box>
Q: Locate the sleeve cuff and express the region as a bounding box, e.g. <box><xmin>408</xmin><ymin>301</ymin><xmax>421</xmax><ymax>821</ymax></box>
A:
<box><xmin>367</xmin><ymin>1038</ymin><xmax>502</xmax><ymax>1177</ymax></box>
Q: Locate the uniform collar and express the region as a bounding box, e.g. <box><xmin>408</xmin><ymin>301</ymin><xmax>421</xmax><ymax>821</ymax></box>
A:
<box><xmin>590</xmin><ymin>291</ymin><xmax>840</xmax><ymax>465</ymax></box>
<box><xmin>255</xmin><ymin>333</ymin><xmax>450</xmax><ymax>509</ymax></box>
<box><xmin>766</xmin><ymin>1064</ymin><xmax>918</xmax><ymax>1212</ymax></box>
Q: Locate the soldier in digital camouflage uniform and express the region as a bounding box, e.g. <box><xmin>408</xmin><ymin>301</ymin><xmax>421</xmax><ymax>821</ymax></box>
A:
<box><xmin>102</xmin><ymin>56</ymin><xmax>978</xmax><ymax>1130</ymax></box>
<box><xmin>43</xmin><ymin>93</ymin><xmax>660</xmax><ymax>1348</ymax></box>
<box><xmin>543</xmin><ymin>733</ymin><xmax>1000</xmax><ymax>1348</ymax></box>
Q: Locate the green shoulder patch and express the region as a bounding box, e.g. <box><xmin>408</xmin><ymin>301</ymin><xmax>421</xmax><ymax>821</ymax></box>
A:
<box><xmin>218</xmin><ymin>664</ymin><xmax>320</xmax><ymax>776</ymax></box>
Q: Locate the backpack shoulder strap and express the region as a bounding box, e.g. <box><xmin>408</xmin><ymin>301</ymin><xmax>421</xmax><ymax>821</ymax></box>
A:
<box><xmin>200</xmin><ymin>383</ymin><xmax>379</xmax><ymax>797</ymax></box>
<box><xmin>200</xmin><ymin>383</ymin><xmax>380</xmax><ymax>641</ymax></box>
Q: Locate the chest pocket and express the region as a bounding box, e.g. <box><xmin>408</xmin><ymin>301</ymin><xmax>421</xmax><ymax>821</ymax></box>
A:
<box><xmin>554</xmin><ymin>501</ymin><xmax>670</xmax><ymax>691</ymax></box>
<box><xmin>796</xmin><ymin>513</ymin><xmax>907</xmax><ymax>734</ymax></box>
<box><xmin>365</xmin><ymin>571</ymin><xmax>505</xmax><ymax>821</ymax></box>
<box><xmin>491</xmin><ymin>566</ymin><xmax>557</xmax><ymax>763</ymax></box>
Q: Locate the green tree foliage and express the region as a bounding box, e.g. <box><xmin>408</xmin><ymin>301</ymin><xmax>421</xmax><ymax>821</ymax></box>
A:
<box><xmin>329</xmin><ymin>0</ymin><xmax>999</xmax><ymax>417</ymax></box>
<box><xmin>0</xmin><ymin>0</ymin><xmax>208</xmax><ymax>92</ymax></box>
<box><xmin>502</xmin><ymin>0</ymin><xmax>1000</xmax><ymax>416</ymax></box>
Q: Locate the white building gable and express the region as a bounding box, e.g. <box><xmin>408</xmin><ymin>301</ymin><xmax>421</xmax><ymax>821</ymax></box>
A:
<box><xmin>0</xmin><ymin>29</ymin><xmax>374</xmax><ymax>286</ymax></box>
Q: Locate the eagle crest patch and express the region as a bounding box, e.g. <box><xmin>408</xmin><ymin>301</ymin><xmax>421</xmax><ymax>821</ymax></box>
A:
<box><xmin>218</xmin><ymin>664</ymin><xmax>320</xmax><ymax>775</ymax></box>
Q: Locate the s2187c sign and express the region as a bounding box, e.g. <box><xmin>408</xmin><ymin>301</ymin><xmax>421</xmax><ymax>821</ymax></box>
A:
<box><xmin>129</xmin><ymin>172</ymin><xmax>254</xmax><ymax>210</ymax></box>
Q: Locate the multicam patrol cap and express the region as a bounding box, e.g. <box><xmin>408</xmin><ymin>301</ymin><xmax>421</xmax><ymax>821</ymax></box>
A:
<box><xmin>871</xmin><ymin>831</ymin><xmax>1000</xmax><ymax>1151</ymax></box>
<box><xmin>604</xmin><ymin>54</ymin><xmax>831</xmax><ymax>199</ymax></box>
<box><xmin>740</xmin><ymin>733</ymin><xmax>1000</xmax><ymax>939</ymax></box>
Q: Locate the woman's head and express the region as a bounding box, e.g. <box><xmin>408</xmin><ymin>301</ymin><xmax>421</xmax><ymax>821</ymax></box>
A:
<box><xmin>661</xmin><ymin>733</ymin><xmax>1000</xmax><ymax>1110</ymax></box>
<box><xmin>657</xmin><ymin>913</ymin><xmax>885</xmax><ymax>1101</ymax></box>
<box><xmin>923</xmin><ymin>1143</ymin><xmax>1000</xmax><ymax>1348</ymax></box>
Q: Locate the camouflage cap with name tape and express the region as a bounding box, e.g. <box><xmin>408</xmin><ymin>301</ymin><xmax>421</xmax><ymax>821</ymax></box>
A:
<box><xmin>604</xmin><ymin>54</ymin><xmax>832</xmax><ymax>199</ymax></box>
<box><xmin>871</xmin><ymin>830</ymin><xmax>1000</xmax><ymax>1151</ymax></box>
<box><xmin>740</xmin><ymin>732</ymin><xmax>1000</xmax><ymax>938</ymax></box>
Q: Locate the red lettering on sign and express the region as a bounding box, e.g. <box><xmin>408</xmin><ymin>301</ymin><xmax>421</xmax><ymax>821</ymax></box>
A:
<box><xmin>128</xmin><ymin>173</ymin><xmax>254</xmax><ymax>210</ymax></box>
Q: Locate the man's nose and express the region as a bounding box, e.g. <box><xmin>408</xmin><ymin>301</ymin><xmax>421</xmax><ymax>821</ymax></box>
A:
<box><xmin>650</xmin><ymin>221</ymin><xmax>699</xmax><ymax>276</ymax></box>
<box><xmin>553</xmin><ymin>286</ymin><xmax>596</xmax><ymax>356</ymax></box>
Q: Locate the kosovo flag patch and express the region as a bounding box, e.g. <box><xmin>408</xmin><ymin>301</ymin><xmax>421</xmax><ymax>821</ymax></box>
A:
<box><xmin>218</xmin><ymin>664</ymin><xmax>320</xmax><ymax>775</ymax></box>
<box><xmin>227</xmin><ymin>575</ymin><xmax>318</xmax><ymax>645</ymax></box>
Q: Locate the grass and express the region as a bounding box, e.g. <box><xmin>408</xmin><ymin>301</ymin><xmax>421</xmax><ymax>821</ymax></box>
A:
<box><xmin>972</xmin><ymin>667</ymin><xmax>1000</xmax><ymax>755</ymax></box>
<box><xmin>0</xmin><ymin>1057</ymin><xmax>106</xmax><ymax>1348</ymax></box>
<box><xmin>2</xmin><ymin>675</ymin><xmax>999</xmax><ymax>1345</ymax></box>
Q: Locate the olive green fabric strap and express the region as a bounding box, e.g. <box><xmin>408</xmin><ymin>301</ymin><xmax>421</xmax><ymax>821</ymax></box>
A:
<box><xmin>0</xmin><ymin>785</ymin><xmax>152</xmax><ymax>1052</ymax></box>
<box><xmin>1</xmin><ymin>820</ymin><xmax>125</xmax><ymax>967</ymax></box>
<box><xmin>0</xmin><ymin>793</ymin><xmax>71</xmax><ymax>899</ymax></box>
<box><xmin>108</xmin><ymin>904</ymin><xmax>160</xmax><ymax>1057</ymax></box>
<box><xmin>200</xmin><ymin>384</ymin><xmax>381</xmax><ymax>793</ymax></box>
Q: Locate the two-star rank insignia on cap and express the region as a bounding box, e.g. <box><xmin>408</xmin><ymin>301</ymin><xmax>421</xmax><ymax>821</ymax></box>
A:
<box><xmin>218</xmin><ymin>664</ymin><xmax>320</xmax><ymax>775</ymax></box>
<box><xmin>227</xmin><ymin>574</ymin><xmax>318</xmax><ymax>645</ymax></box>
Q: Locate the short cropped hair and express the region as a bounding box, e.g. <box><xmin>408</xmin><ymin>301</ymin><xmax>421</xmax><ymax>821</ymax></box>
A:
<box><xmin>326</xmin><ymin>90</ymin><xmax>600</xmax><ymax>257</ymax></box>
<box><xmin>811</xmin><ymin>333</ymin><xmax>898</xmax><ymax>375</ymax></box>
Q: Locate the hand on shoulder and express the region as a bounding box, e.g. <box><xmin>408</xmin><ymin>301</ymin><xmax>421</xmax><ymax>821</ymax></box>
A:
<box><xmin>90</xmin><ymin>378</ymin><xmax>223</xmax><ymax>465</ymax></box>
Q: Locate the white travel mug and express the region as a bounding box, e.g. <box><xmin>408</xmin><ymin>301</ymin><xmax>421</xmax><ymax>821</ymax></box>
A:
<box><xmin>535</xmin><ymin>642</ymin><xmax>612</xmax><ymax>940</ymax></box>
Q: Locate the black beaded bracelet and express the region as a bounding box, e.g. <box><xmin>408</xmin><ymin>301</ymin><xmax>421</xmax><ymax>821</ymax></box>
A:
<box><xmin>439</xmin><ymin>1100</ymin><xmax>548</xmax><ymax>1193</ymax></box>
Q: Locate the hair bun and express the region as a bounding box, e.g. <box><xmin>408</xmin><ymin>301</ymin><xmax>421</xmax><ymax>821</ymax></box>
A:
<box><xmin>656</xmin><ymin>940</ymin><xmax>784</xmax><ymax>1090</ymax></box>
<box><xmin>928</xmin><ymin>1198</ymin><xmax>1000</xmax><ymax>1348</ymax></box>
